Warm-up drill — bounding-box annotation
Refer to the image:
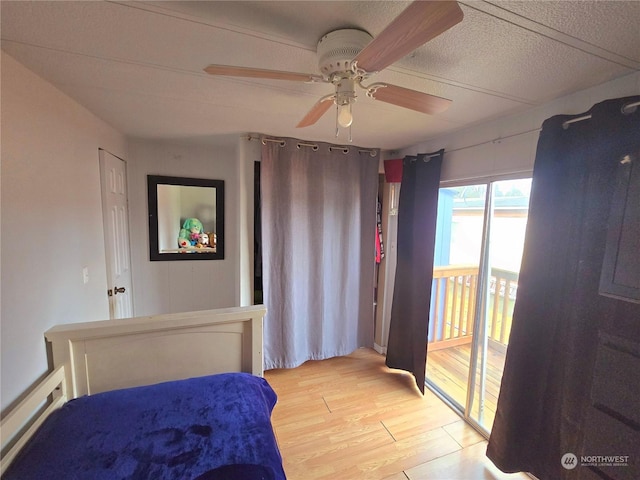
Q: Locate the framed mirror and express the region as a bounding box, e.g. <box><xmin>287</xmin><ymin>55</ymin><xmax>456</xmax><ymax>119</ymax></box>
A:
<box><xmin>147</xmin><ymin>175</ymin><xmax>224</xmax><ymax>261</ymax></box>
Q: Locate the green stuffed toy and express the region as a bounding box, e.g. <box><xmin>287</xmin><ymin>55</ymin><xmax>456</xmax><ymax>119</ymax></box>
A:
<box><xmin>178</xmin><ymin>218</ymin><xmax>204</xmax><ymax>248</ymax></box>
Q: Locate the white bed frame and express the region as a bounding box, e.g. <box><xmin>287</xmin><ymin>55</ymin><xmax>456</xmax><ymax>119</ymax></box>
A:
<box><xmin>0</xmin><ymin>305</ymin><xmax>267</xmax><ymax>475</ymax></box>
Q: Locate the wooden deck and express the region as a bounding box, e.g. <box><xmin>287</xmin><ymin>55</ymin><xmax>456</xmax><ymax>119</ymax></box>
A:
<box><xmin>265</xmin><ymin>348</ymin><xmax>527</xmax><ymax>480</ymax></box>
<box><xmin>426</xmin><ymin>341</ymin><xmax>507</xmax><ymax>430</ymax></box>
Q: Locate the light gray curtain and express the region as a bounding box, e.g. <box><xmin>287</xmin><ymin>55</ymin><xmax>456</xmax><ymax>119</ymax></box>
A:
<box><xmin>261</xmin><ymin>138</ymin><xmax>379</xmax><ymax>370</ymax></box>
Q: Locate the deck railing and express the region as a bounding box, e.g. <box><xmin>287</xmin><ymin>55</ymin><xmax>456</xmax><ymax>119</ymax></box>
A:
<box><xmin>428</xmin><ymin>265</ymin><xmax>518</xmax><ymax>351</ymax></box>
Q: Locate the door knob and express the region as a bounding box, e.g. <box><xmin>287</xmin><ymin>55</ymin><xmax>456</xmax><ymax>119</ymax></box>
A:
<box><xmin>114</xmin><ymin>286</ymin><xmax>126</xmax><ymax>295</ymax></box>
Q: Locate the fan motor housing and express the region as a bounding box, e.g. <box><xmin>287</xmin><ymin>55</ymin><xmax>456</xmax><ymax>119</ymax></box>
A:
<box><xmin>317</xmin><ymin>29</ymin><xmax>373</xmax><ymax>77</ymax></box>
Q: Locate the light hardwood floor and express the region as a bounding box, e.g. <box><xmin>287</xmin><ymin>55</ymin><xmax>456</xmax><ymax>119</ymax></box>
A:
<box><xmin>264</xmin><ymin>348</ymin><xmax>529</xmax><ymax>480</ymax></box>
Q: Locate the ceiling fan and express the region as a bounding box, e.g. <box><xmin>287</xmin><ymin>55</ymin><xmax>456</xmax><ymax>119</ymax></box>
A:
<box><xmin>204</xmin><ymin>1</ymin><xmax>463</xmax><ymax>140</ymax></box>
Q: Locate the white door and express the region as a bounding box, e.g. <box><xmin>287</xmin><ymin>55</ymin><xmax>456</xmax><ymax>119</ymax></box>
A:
<box><xmin>99</xmin><ymin>149</ymin><xmax>133</xmax><ymax>319</ymax></box>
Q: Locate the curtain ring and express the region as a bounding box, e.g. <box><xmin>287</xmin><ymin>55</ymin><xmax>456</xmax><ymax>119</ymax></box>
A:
<box><xmin>329</xmin><ymin>146</ymin><xmax>349</xmax><ymax>154</ymax></box>
<box><xmin>621</xmin><ymin>101</ymin><xmax>639</xmax><ymax>115</ymax></box>
<box><xmin>358</xmin><ymin>149</ymin><xmax>377</xmax><ymax>157</ymax></box>
<box><xmin>422</xmin><ymin>153</ymin><xmax>441</xmax><ymax>163</ymax></box>
<box><xmin>261</xmin><ymin>137</ymin><xmax>286</xmax><ymax>147</ymax></box>
<box><xmin>562</xmin><ymin>114</ymin><xmax>591</xmax><ymax>130</ymax></box>
<box><xmin>297</xmin><ymin>142</ymin><xmax>319</xmax><ymax>151</ymax></box>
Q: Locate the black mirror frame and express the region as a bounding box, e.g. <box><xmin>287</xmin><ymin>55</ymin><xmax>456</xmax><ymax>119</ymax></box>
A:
<box><xmin>147</xmin><ymin>175</ymin><xmax>225</xmax><ymax>261</ymax></box>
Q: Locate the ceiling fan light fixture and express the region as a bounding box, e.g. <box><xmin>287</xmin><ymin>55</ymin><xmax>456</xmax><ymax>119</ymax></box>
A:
<box><xmin>337</xmin><ymin>103</ymin><xmax>353</xmax><ymax>128</ymax></box>
<box><xmin>334</xmin><ymin>78</ymin><xmax>356</xmax><ymax>132</ymax></box>
<box><xmin>203</xmin><ymin>2</ymin><xmax>463</xmax><ymax>137</ymax></box>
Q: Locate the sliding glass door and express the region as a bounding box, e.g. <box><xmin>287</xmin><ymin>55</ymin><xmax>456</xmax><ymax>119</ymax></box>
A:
<box><xmin>427</xmin><ymin>183</ymin><xmax>486</xmax><ymax>416</ymax></box>
<box><xmin>426</xmin><ymin>178</ymin><xmax>531</xmax><ymax>433</ymax></box>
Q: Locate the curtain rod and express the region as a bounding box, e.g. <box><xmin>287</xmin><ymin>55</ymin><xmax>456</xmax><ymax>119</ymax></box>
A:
<box><xmin>411</xmin><ymin>99</ymin><xmax>640</xmax><ymax>156</ymax></box>
<box><xmin>247</xmin><ymin>135</ymin><xmax>378</xmax><ymax>157</ymax></box>
<box><xmin>562</xmin><ymin>99</ymin><xmax>639</xmax><ymax>129</ymax></box>
<box><xmin>436</xmin><ymin>127</ymin><xmax>543</xmax><ymax>156</ymax></box>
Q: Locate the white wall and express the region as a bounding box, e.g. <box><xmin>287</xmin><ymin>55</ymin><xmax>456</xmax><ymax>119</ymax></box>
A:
<box><xmin>1</xmin><ymin>52</ymin><xmax>127</xmax><ymax>411</ymax></box>
<box><xmin>127</xmin><ymin>138</ymin><xmax>240</xmax><ymax>316</ymax></box>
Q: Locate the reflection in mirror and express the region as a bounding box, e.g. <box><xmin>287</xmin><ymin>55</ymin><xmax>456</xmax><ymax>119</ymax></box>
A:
<box><xmin>148</xmin><ymin>175</ymin><xmax>224</xmax><ymax>261</ymax></box>
<box><xmin>158</xmin><ymin>185</ymin><xmax>217</xmax><ymax>251</ymax></box>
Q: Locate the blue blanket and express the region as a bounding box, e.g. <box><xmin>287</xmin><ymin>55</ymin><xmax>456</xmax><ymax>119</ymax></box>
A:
<box><xmin>5</xmin><ymin>373</ymin><xmax>286</xmax><ymax>480</ymax></box>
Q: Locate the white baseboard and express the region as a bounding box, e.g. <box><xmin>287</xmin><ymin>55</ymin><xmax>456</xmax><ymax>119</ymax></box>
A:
<box><xmin>373</xmin><ymin>343</ymin><xmax>387</xmax><ymax>355</ymax></box>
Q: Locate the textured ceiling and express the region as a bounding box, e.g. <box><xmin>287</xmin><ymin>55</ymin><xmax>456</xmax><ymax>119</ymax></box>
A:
<box><xmin>2</xmin><ymin>1</ymin><xmax>639</xmax><ymax>150</ymax></box>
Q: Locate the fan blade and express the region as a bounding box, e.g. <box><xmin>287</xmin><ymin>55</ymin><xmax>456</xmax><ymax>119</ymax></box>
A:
<box><xmin>369</xmin><ymin>83</ymin><xmax>451</xmax><ymax>115</ymax></box>
<box><xmin>296</xmin><ymin>96</ymin><xmax>334</xmax><ymax>128</ymax></box>
<box><xmin>353</xmin><ymin>1</ymin><xmax>463</xmax><ymax>73</ymax></box>
<box><xmin>204</xmin><ymin>65</ymin><xmax>321</xmax><ymax>82</ymax></box>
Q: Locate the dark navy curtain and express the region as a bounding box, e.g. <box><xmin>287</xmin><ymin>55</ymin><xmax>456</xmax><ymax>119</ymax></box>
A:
<box><xmin>386</xmin><ymin>150</ymin><xmax>443</xmax><ymax>394</ymax></box>
<box><xmin>487</xmin><ymin>96</ymin><xmax>640</xmax><ymax>479</ymax></box>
